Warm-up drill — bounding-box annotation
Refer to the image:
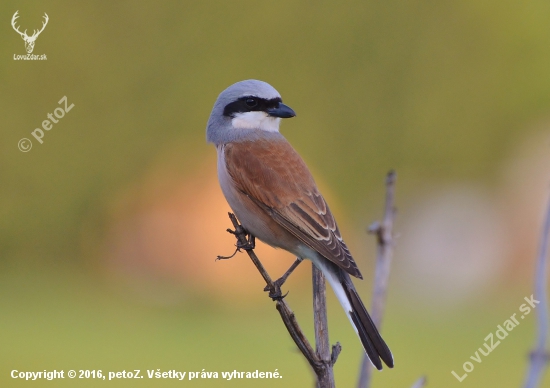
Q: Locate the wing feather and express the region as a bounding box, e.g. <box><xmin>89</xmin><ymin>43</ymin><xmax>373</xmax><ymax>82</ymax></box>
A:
<box><xmin>224</xmin><ymin>138</ymin><xmax>362</xmax><ymax>278</ymax></box>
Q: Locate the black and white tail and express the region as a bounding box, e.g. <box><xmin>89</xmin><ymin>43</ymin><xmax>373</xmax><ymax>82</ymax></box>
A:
<box><xmin>313</xmin><ymin>257</ymin><xmax>394</xmax><ymax>370</ymax></box>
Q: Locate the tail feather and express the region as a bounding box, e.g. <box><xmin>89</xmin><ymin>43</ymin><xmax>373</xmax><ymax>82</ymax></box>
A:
<box><xmin>312</xmin><ymin>256</ymin><xmax>394</xmax><ymax>370</ymax></box>
<box><xmin>348</xmin><ymin>301</ymin><xmax>383</xmax><ymax>370</ymax></box>
<box><xmin>342</xmin><ymin>275</ymin><xmax>394</xmax><ymax>369</ymax></box>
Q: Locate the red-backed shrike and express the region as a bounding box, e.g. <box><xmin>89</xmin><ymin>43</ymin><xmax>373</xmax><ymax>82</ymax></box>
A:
<box><xmin>206</xmin><ymin>80</ymin><xmax>393</xmax><ymax>370</ymax></box>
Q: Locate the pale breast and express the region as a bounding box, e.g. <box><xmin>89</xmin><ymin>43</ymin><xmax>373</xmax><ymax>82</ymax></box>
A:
<box><xmin>216</xmin><ymin>144</ymin><xmax>299</xmax><ymax>252</ymax></box>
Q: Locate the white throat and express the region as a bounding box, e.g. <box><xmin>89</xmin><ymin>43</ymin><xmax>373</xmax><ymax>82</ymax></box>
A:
<box><xmin>231</xmin><ymin>111</ymin><xmax>281</xmax><ymax>133</ymax></box>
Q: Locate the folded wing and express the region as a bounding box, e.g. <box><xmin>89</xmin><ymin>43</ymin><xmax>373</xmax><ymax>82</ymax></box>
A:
<box><xmin>224</xmin><ymin>138</ymin><xmax>362</xmax><ymax>279</ymax></box>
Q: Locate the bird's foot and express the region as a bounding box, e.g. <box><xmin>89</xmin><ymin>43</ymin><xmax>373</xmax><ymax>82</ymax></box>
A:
<box><xmin>266</xmin><ymin>282</ymin><xmax>289</xmax><ymax>301</ymax></box>
<box><xmin>236</xmin><ymin>233</ymin><xmax>255</xmax><ymax>251</ymax></box>
<box><xmin>215</xmin><ymin>227</ymin><xmax>255</xmax><ymax>260</ymax></box>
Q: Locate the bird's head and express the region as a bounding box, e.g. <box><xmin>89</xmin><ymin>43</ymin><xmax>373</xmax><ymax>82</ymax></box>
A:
<box><xmin>206</xmin><ymin>79</ymin><xmax>296</xmax><ymax>144</ymax></box>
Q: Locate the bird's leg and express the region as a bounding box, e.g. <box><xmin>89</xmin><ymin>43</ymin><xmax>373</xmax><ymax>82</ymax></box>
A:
<box><xmin>264</xmin><ymin>257</ymin><xmax>303</xmax><ymax>292</ymax></box>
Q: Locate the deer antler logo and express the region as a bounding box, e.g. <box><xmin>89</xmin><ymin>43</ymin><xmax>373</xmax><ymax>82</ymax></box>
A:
<box><xmin>11</xmin><ymin>11</ymin><xmax>49</xmax><ymax>54</ymax></box>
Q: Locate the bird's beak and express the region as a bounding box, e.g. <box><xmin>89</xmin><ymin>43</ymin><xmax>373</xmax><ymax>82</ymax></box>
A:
<box><xmin>267</xmin><ymin>103</ymin><xmax>296</xmax><ymax>118</ymax></box>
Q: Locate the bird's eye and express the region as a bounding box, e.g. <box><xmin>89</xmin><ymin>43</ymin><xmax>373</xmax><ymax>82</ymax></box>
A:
<box><xmin>245</xmin><ymin>98</ymin><xmax>258</xmax><ymax>107</ymax></box>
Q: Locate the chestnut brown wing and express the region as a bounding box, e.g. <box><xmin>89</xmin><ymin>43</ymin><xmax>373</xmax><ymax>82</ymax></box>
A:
<box><xmin>224</xmin><ymin>139</ymin><xmax>362</xmax><ymax>279</ymax></box>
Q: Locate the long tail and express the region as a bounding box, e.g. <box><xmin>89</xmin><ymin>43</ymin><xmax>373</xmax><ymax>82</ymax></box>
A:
<box><xmin>312</xmin><ymin>256</ymin><xmax>394</xmax><ymax>370</ymax></box>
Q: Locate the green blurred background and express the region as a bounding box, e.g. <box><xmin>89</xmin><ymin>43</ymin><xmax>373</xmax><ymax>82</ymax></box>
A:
<box><xmin>2</xmin><ymin>1</ymin><xmax>550</xmax><ymax>386</ymax></box>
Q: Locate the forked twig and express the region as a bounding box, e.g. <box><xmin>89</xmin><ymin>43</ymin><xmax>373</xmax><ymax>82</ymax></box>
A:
<box><xmin>357</xmin><ymin>170</ymin><xmax>397</xmax><ymax>388</ymax></box>
<box><xmin>219</xmin><ymin>213</ymin><xmax>340</xmax><ymax>387</ymax></box>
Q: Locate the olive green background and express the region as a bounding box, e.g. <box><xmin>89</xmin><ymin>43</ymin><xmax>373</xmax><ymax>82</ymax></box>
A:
<box><xmin>2</xmin><ymin>1</ymin><xmax>550</xmax><ymax>387</ymax></box>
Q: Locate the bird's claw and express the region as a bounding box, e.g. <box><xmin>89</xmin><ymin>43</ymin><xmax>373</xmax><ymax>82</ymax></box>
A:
<box><xmin>265</xmin><ymin>281</ymin><xmax>289</xmax><ymax>301</ymax></box>
<box><xmin>216</xmin><ymin>227</ymin><xmax>255</xmax><ymax>260</ymax></box>
<box><xmin>236</xmin><ymin>239</ymin><xmax>255</xmax><ymax>251</ymax></box>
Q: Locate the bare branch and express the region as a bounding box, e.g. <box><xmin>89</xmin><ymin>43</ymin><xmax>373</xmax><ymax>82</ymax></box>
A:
<box><xmin>220</xmin><ymin>213</ymin><xmax>338</xmax><ymax>386</ymax></box>
<box><xmin>313</xmin><ymin>265</ymin><xmax>336</xmax><ymax>387</ymax></box>
<box><xmin>357</xmin><ymin>170</ymin><xmax>397</xmax><ymax>388</ymax></box>
<box><xmin>523</xmin><ymin>192</ymin><xmax>550</xmax><ymax>388</ymax></box>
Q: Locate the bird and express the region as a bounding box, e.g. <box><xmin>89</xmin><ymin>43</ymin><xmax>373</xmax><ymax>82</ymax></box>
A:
<box><xmin>206</xmin><ymin>79</ymin><xmax>393</xmax><ymax>370</ymax></box>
